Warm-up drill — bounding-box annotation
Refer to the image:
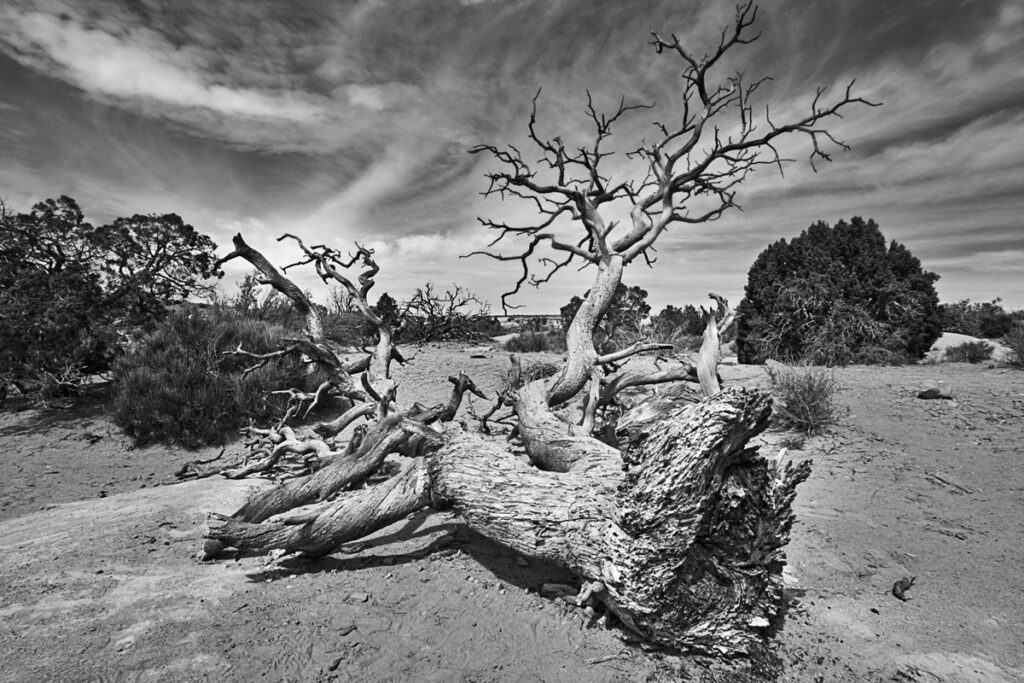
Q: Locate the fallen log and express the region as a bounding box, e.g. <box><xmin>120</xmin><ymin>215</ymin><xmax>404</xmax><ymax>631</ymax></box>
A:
<box><xmin>206</xmin><ymin>386</ymin><xmax>810</xmax><ymax>655</ymax></box>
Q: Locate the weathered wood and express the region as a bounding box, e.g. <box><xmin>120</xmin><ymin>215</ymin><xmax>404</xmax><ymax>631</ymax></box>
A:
<box><xmin>428</xmin><ymin>387</ymin><xmax>806</xmax><ymax>655</ymax></box>
<box><xmin>205</xmin><ymin>386</ymin><xmax>809</xmax><ymax>655</ymax></box>
<box><xmin>548</xmin><ymin>256</ymin><xmax>624</xmax><ymax>407</ymax></box>
<box><xmin>208</xmin><ymin>459</ymin><xmax>432</xmax><ymax>556</ymax></box>
<box><xmin>201</xmin><ymin>374</ymin><xmax>478</xmax><ymax>558</ymax></box>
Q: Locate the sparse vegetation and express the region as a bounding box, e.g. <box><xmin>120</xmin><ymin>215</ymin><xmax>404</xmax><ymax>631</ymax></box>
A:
<box><xmin>944</xmin><ymin>340</ymin><xmax>994</xmax><ymax>364</ymax></box>
<box><xmin>400</xmin><ymin>282</ymin><xmax>499</xmax><ymax>343</ymax></box>
<box><xmin>647</xmin><ymin>304</ymin><xmax>705</xmax><ymax>350</ymax></box>
<box><xmin>111</xmin><ymin>308</ymin><xmax>315</xmax><ymax>447</ymax></box>
<box><xmin>768</xmin><ymin>363</ymin><xmax>842</xmax><ymax>435</ymax></box>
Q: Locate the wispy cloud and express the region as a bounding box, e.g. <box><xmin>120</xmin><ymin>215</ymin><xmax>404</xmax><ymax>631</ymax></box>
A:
<box><xmin>0</xmin><ymin>8</ymin><xmax>327</xmax><ymax>122</ymax></box>
<box><xmin>1</xmin><ymin>0</ymin><xmax>1022</xmax><ymax>310</ymax></box>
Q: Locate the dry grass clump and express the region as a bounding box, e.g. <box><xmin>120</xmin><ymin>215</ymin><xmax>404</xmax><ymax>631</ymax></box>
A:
<box><xmin>503</xmin><ymin>330</ymin><xmax>567</xmax><ymax>353</ymax></box>
<box><xmin>520</xmin><ymin>360</ymin><xmax>560</xmax><ymax>382</ymax></box>
<box><xmin>767</xmin><ymin>363</ymin><xmax>842</xmax><ymax>435</ymax></box>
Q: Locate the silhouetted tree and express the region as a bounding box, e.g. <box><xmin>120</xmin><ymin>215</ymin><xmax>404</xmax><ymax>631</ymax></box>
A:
<box><xmin>372</xmin><ymin>292</ymin><xmax>403</xmax><ymax>332</ymax></box>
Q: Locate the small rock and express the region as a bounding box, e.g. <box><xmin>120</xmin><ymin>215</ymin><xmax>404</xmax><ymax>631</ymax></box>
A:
<box><xmin>917</xmin><ymin>380</ymin><xmax>953</xmax><ymax>400</ymax></box>
<box><xmin>516</xmin><ymin>556</ymin><xmax>530</xmax><ymax>567</ymax></box>
<box><xmin>347</xmin><ymin>592</ymin><xmax>369</xmax><ymax>603</ymax></box>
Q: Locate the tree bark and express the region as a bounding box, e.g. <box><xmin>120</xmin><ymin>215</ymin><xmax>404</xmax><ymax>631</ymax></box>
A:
<box><xmin>548</xmin><ymin>256</ymin><xmax>624</xmax><ymax>406</ymax></box>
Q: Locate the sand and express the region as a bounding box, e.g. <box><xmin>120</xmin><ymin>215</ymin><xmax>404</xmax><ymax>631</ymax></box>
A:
<box><xmin>1</xmin><ymin>345</ymin><xmax>1022</xmax><ymax>681</ymax></box>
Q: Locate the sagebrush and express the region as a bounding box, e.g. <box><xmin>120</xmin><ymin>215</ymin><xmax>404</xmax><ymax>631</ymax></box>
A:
<box><xmin>503</xmin><ymin>330</ymin><xmax>567</xmax><ymax>353</ymax></box>
<box><xmin>767</xmin><ymin>363</ymin><xmax>842</xmax><ymax>435</ymax></box>
<box><xmin>944</xmin><ymin>340</ymin><xmax>993</xmax><ymax>363</ymax></box>
<box><xmin>112</xmin><ymin>308</ymin><xmax>320</xmax><ymax>447</ymax></box>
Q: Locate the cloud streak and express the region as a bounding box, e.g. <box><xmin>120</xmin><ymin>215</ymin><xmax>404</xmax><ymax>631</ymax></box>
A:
<box><xmin>1</xmin><ymin>0</ymin><xmax>1021</xmax><ymax>310</ymax></box>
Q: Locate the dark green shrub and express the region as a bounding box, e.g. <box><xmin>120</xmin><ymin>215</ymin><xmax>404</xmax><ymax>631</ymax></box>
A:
<box><xmin>112</xmin><ymin>309</ymin><xmax>312</xmax><ymax>447</ymax></box>
<box><xmin>1</xmin><ymin>196</ymin><xmax>219</xmax><ymax>394</ymax></box>
<box><xmin>944</xmin><ymin>340</ymin><xmax>993</xmax><ymax>363</ymax></box>
<box><xmin>767</xmin><ymin>364</ymin><xmax>842</xmax><ymax>435</ymax></box>
<box><xmin>503</xmin><ymin>330</ymin><xmax>567</xmax><ymax>353</ymax></box>
<box><xmin>940</xmin><ymin>299</ymin><xmax>1015</xmax><ymax>338</ymax></box>
<box><xmin>737</xmin><ymin>217</ymin><xmax>942</xmax><ymax>365</ymax></box>
<box><xmin>1004</xmin><ymin>324</ymin><xmax>1024</xmax><ymax>369</ymax></box>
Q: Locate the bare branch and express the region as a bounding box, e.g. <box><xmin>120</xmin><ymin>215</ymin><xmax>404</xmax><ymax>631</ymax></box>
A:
<box><xmin>217</xmin><ymin>234</ymin><xmax>323</xmax><ymax>340</ymax></box>
<box><xmin>595</xmin><ymin>342</ymin><xmax>674</xmax><ymax>366</ymax></box>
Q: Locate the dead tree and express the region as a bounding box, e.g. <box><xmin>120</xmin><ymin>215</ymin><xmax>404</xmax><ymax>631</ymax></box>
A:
<box><xmin>202</xmin><ymin>3</ymin><xmax>874</xmax><ymax>656</ymax></box>
<box><xmin>400</xmin><ymin>282</ymin><xmax>491</xmax><ymax>343</ymax></box>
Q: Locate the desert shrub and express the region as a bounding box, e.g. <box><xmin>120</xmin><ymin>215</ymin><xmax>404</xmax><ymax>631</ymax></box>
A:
<box><xmin>944</xmin><ymin>340</ymin><xmax>993</xmax><ymax>364</ymax></box>
<box><xmin>1003</xmin><ymin>324</ymin><xmax>1024</xmax><ymax>369</ymax></box>
<box><xmin>940</xmin><ymin>298</ymin><xmax>1015</xmax><ymax>338</ymax></box>
<box><xmin>323</xmin><ymin>310</ymin><xmax>373</xmax><ymax>346</ymax></box>
<box><xmin>645</xmin><ymin>304</ymin><xmax>703</xmax><ymax>350</ymax></box>
<box><xmin>0</xmin><ymin>196</ymin><xmax>219</xmax><ymax>395</ymax></box>
<box><xmin>503</xmin><ymin>330</ymin><xmax>567</xmax><ymax>353</ymax></box>
<box><xmin>520</xmin><ymin>360</ymin><xmax>561</xmax><ymax>382</ymax></box>
<box><xmin>736</xmin><ymin>217</ymin><xmax>942</xmax><ymax>365</ymax></box>
<box><xmin>767</xmin><ymin>364</ymin><xmax>842</xmax><ymax>435</ymax></box>
<box><xmin>400</xmin><ymin>283</ymin><xmax>495</xmax><ymax>342</ymax></box>
<box><xmin>112</xmin><ymin>309</ymin><xmax>312</xmax><ymax>447</ymax></box>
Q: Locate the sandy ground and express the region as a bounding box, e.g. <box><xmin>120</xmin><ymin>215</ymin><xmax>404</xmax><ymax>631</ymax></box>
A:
<box><xmin>1</xmin><ymin>345</ymin><xmax>1022</xmax><ymax>682</ymax></box>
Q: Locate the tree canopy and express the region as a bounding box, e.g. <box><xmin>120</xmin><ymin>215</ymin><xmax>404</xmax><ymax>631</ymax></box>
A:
<box><xmin>650</xmin><ymin>304</ymin><xmax>705</xmax><ymax>340</ymax></box>
<box><xmin>939</xmin><ymin>298</ymin><xmax>1018</xmax><ymax>339</ymax></box>
<box><xmin>735</xmin><ymin>217</ymin><xmax>942</xmax><ymax>364</ymax></box>
<box><xmin>0</xmin><ymin>195</ymin><xmax>220</xmax><ymax>392</ymax></box>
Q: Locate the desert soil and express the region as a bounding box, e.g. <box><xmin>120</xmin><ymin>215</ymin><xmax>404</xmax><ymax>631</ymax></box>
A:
<box><xmin>1</xmin><ymin>346</ymin><xmax>1022</xmax><ymax>682</ymax></box>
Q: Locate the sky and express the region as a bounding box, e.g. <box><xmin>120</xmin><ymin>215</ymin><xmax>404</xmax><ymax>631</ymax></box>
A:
<box><xmin>1</xmin><ymin>0</ymin><xmax>1022</xmax><ymax>313</ymax></box>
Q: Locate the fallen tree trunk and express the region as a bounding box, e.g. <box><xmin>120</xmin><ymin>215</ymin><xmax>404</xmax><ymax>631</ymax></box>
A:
<box><xmin>205</xmin><ymin>385</ymin><xmax>809</xmax><ymax>655</ymax></box>
<box><xmin>200</xmin><ymin>374</ymin><xmax>481</xmax><ymax>559</ymax></box>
